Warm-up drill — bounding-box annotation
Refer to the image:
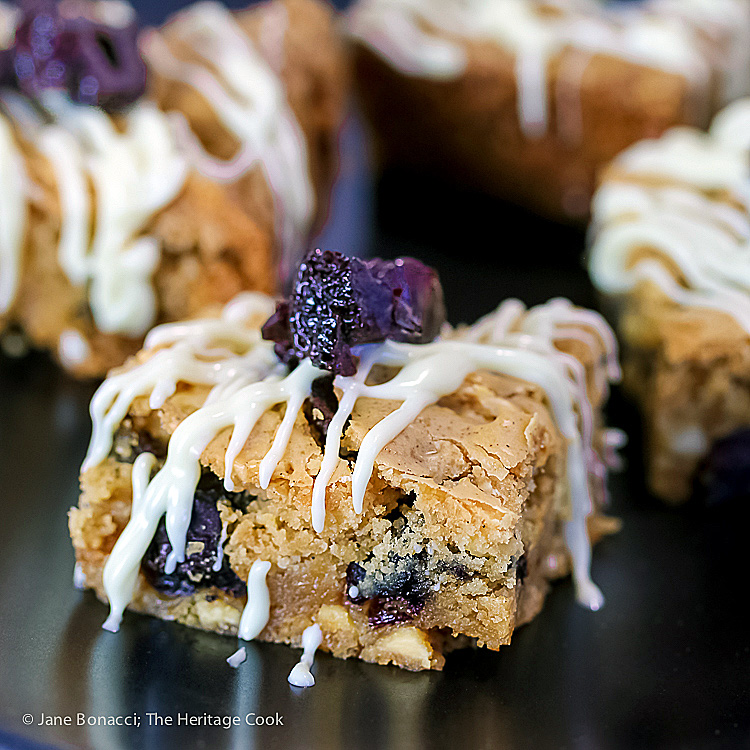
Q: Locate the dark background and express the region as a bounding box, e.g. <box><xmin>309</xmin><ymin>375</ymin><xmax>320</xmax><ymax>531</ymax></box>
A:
<box><xmin>1</xmin><ymin>2</ymin><xmax>749</xmax><ymax>749</ymax></box>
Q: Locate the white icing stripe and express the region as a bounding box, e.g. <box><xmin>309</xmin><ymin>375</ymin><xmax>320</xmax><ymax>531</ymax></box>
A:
<box><xmin>0</xmin><ymin>2</ymin><xmax>18</xmax><ymax>50</ymax></box>
<box><xmin>102</xmin><ymin>451</ymin><xmax>157</xmax><ymax>632</ymax></box>
<box><xmin>288</xmin><ymin>623</ymin><xmax>322</xmax><ymax>688</ymax></box>
<box><xmin>73</xmin><ymin>562</ymin><xmax>86</xmax><ymax>590</ymax></box>
<box><xmin>0</xmin><ymin>90</ymin><xmax>45</xmax><ymax>131</ymax></box>
<box><xmin>37</xmin><ymin>128</ymin><xmax>92</xmax><ymax>286</ymax></box>
<box><xmin>711</xmin><ymin>99</ymin><xmax>750</xmax><ymax>152</ymax></box>
<box><xmin>212</xmin><ymin>524</ymin><xmax>228</xmax><ymax>573</ymax></box>
<box><xmin>311</xmin><ymin>346</ymin><xmax>380</xmax><ymax>532</ymax></box>
<box><xmin>239</xmin><ymin>560</ymin><xmax>272</xmax><ymax>641</ymax></box>
<box><xmin>349</xmin><ymin>3</ymin><xmax>466</xmax><ymax>79</ymax></box>
<box><xmin>93</xmin><ymin>0</ymin><xmax>136</xmax><ymax>29</ymax></box>
<box><xmin>58</xmin><ymin>329</ymin><xmax>92</xmax><ymax>370</ymax></box>
<box><xmin>226</xmin><ymin>646</ymin><xmax>247</xmax><ymax>668</ymax></box>
<box><xmin>589</xmin><ymin>98</ymin><xmax>750</xmax><ymax>332</ymax></box>
<box><xmin>348</xmin><ymin>0</ymin><xmax>750</xmax><ymax>138</ymax></box>
<box><xmin>131</xmin><ymin>452</ymin><xmax>157</xmax><ymax>516</ymax></box>
<box><xmin>615</xmin><ymin>128</ymin><xmax>748</xmax><ymax>193</ymax></box>
<box><xmin>84</xmin><ymin>292</ymin><xmax>278</xmax><ymax>471</ymax></box>
<box><xmin>88</xmin><ymin>294</ymin><xmax>618</xmax><ymax>630</ymax></box>
<box><xmin>0</xmin><ymin>115</ymin><xmax>28</xmax><ymax>314</ymax></box>
<box><xmin>1</xmin><ymin>93</ymin><xmax>188</xmax><ymax>339</ymax></box>
<box><xmin>141</xmin><ymin>1</ymin><xmax>314</xmax><ymax>270</ymax></box>
<box><xmin>39</xmin><ymin>95</ymin><xmax>189</xmax><ymax>336</ymax></box>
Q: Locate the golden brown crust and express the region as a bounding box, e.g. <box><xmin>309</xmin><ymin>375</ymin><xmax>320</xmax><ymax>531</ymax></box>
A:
<box><xmin>353</xmin><ymin>33</ymin><xmax>715</xmax><ymax>221</ymax></box>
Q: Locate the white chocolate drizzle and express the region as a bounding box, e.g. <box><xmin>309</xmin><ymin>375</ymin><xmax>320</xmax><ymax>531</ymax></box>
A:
<box><xmin>238</xmin><ymin>560</ymin><xmax>272</xmax><ymax>641</ymax></box>
<box><xmin>41</xmin><ymin>94</ymin><xmax>188</xmax><ymax>336</ymax></box>
<box><xmin>226</xmin><ymin>646</ymin><xmax>248</xmax><ymax>668</ymax></box>
<box><xmin>0</xmin><ymin>114</ymin><xmax>28</xmax><ymax>314</ymax></box>
<box><xmin>86</xmin><ymin>292</ymin><xmax>619</xmax><ymax>631</ymax></box>
<box><xmin>0</xmin><ymin>2</ymin><xmax>19</xmax><ymax>51</ymax></box>
<box><xmin>0</xmin><ymin>93</ymin><xmax>188</xmax><ymax>337</ymax></box>
<box><xmin>102</xmin><ymin>450</ymin><xmax>157</xmax><ymax>632</ymax></box>
<box><xmin>212</xmin><ymin>523</ymin><xmax>228</xmax><ymax>573</ymax></box>
<box><xmin>58</xmin><ymin>329</ymin><xmax>92</xmax><ymax>370</ymax></box>
<box><xmin>348</xmin><ymin>0</ymin><xmax>750</xmax><ymax>139</ymax></box>
<box><xmin>87</xmin><ymin>0</ymin><xmax>136</xmax><ymax>29</ymax></box>
<box><xmin>141</xmin><ymin>1</ymin><xmax>314</xmax><ymax>271</ymax></box>
<box><xmin>85</xmin><ymin>292</ymin><xmax>279</xmax><ymax>471</ymax></box>
<box><xmin>589</xmin><ymin>98</ymin><xmax>750</xmax><ymax>332</ymax></box>
<box><xmin>73</xmin><ymin>562</ymin><xmax>87</xmax><ymax>590</ymax></box>
<box><xmin>288</xmin><ymin>624</ymin><xmax>322</xmax><ymax>688</ymax></box>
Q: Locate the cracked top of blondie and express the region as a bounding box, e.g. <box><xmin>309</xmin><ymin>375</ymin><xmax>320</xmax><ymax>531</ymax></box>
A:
<box><xmin>124</xmin><ymin>363</ymin><xmax>561</xmax><ymax>551</ymax></box>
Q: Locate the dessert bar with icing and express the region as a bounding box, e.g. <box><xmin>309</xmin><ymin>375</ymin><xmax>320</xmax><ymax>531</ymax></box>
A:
<box><xmin>71</xmin><ymin>250</ymin><xmax>621</xmax><ymax>673</ymax></box>
<box><xmin>0</xmin><ymin>92</ymin><xmax>188</xmax><ymax>337</ymax></box>
<box><xmin>351</xmin><ymin>0</ymin><xmax>750</xmax><ymax>139</ymax></box>
<box><xmin>348</xmin><ymin>0</ymin><xmax>750</xmax><ymax>220</ymax></box>
<box><xmin>0</xmin><ymin>0</ymin><xmax>346</xmax><ymax>376</ymax></box>
<box><xmin>588</xmin><ymin>98</ymin><xmax>750</xmax><ymax>503</ymax></box>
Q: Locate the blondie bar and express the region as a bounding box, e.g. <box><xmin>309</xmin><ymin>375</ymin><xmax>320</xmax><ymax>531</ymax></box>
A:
<box><xmin>0</xmin><ymin>0</ymin><xmax>346</xmax><ymax>376</ymax></box>
<box><xmin>349</xmin><ymin>0</ymin><xmax>750</xmax><ymax>221</ymax></box>
<box><xmin>71</xmin><ymin>249</ymin><xmax>621</xmax><ymax>673</ymax></box>
<box><xmin>589</xmin><ymin>98</ymin><xmax>750</xmax><ymax>503</ymax></box>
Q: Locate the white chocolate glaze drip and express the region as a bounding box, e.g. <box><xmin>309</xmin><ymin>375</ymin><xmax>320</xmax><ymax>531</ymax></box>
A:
<box><xmin>288</xmin><ymin>624</ymin><xmax>322</xmax><ymax>688</ymax></box>
<box><xmin>348</xmin><ymin>0</ymin><xmax>750</xmax><ymax>139</ymax></box>
<box><xmin>41</xmin><ymin>94</ymin><xmax>188</xmax><ymax>335</ymax></box>
<box><xmin>0</xmin><ymin>89</ymin><xmax>45</xmax><ymax>132</ymax></box>
<box><xmin>86</xmin><ymin>292</ymin><xmax>618</xmax><ymax>631</ymax></box>
<box><xmin>58</xmin><ymin>329</ymin><xmax>92</xmax><ymax>370</ymax></box>
<box><xmin>102</xmin><ymin>451</ymin><xmax>157</xmax><ymax>632</ymax></box>
<box><xmin>141</xmin><ymin>1</ymin><xmax>314</xmax><ymax>271</ymax></box>
<box><xmin>0</xmin><ymin>93</ymin><xmax>188</xmax><ymax>336</ymax></box>
<box><xmin>238</xmin><ymin>560</ymin><xmax>272</xmax><ymax>641</ymax></box>
<box><xmin>0</xmin><ymin>114</ymin><xmax>28</xmax><ymax>314</ymax></box>
<box><xmin>589</xmin><ymin>98</ymin><xmax>750</xmax><ymax>332</ymax></box>
<box><xmin>226</xmin><ymin>646</ymin><xmax>247</xmax><ymax>668</ymax></box>
<box><xmin>85</xmin><ymin>292</ymin><xmax>279</xmax><ymax>470</ymax></box>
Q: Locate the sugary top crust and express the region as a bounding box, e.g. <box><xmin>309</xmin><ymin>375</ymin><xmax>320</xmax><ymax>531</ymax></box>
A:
<box><xmin>100</xmin><ymin>295</ymin><xmax>610</xmax><ymax>546</ymax></box>
<box><xmin>132</xmin><ymin>367</ymin><xmax>558</xmax><ymax>533</ymax></box>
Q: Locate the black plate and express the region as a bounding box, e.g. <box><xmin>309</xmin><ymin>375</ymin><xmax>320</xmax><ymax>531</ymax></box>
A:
<box><xmin>1</xmin><ymin>3</ymin><xmax>749</xmax><ymax>748</ymax></box>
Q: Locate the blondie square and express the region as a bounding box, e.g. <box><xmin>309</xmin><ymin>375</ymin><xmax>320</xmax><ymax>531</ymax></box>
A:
<box><xmin>71</xmin><ymin>253</ymin><xmax>620</xmax><ymax>671</ymax></box>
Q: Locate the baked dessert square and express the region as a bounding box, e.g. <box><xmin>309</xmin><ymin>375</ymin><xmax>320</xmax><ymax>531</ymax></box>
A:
<box><xmin>349</xmin><ymin>0</ymin><xmax>750</xmax><ymax>222</ymax></box>
<box><xmin>0</xmin><ymin>0</ymin><xmax>346</xmax><ymax>377</ymax></box>
<box><xmin>70</xmin><ymin>249</ymin><xmax>621</xmax><ymax>674</ymax></box>
<box><xmin>588</xmin><ymin>99</ymin><xmax>750</xmax><ymax>504</ymax></box>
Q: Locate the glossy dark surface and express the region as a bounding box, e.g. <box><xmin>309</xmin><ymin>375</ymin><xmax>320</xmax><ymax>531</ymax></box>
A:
<box><xmin>2</xmin><ymin>155</ymin><xmax>750</xmax><ymax>748</ymax></box>
<box><xmin>1</xmin><ymin>2</ymin><xmax>750</xmax><ymax>748</ymax></box>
